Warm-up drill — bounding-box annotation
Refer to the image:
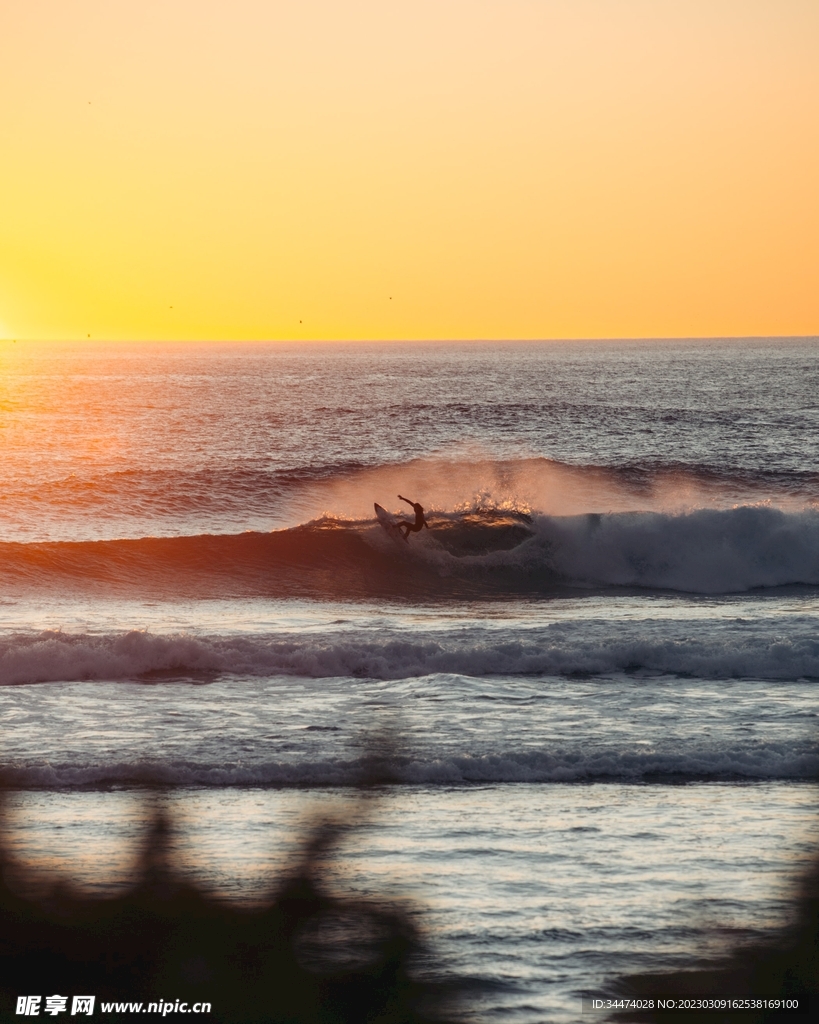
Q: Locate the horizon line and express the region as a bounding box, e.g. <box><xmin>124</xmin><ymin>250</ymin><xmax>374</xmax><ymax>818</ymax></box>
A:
<box><xmin>2</xmin><ymin>334</ymin><xmax>818</xmax><ymax>346</ymax></box>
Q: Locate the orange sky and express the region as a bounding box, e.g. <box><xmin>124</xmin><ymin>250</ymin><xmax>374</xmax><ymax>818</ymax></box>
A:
<box><xmin>1</xmin><ymin>0</ymin><xmax>817</xmax><ymax>341</ymax></box>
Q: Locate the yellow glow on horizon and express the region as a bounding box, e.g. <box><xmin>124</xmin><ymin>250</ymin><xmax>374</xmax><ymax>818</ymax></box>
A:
<box><xmin>1</xmin><ymin>1</ymin><xmax>818</xmax><ymax>341</ymax></box>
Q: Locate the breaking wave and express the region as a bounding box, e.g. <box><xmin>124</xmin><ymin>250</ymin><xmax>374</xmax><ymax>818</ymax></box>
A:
<box><xmin>2</xmin><ymin>504</ymin><xmax>819</xmax><ymax>599</ymax></box>
<box><xmin>4</xmin><ymin>620</ymin><xmax>819</xmax><ymax>685</ymax></box>
<box><xmin>4</xmin><ymin>745</ymin><xmax>818</xmax><ymax>788</ymax></box>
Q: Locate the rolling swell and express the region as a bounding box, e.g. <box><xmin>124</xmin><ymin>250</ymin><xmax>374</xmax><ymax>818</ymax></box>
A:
<box><xmin>7</xmin><ymin>454</ymin><xmax>819</xmax><ymax>545</ymax></box>
<box><xmin>2</xmin><ymin>505</ymin><xmax>819</xmax><ymax>599</ymax></box>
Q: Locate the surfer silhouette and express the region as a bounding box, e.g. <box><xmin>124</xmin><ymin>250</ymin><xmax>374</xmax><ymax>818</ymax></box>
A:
<box><xmin>397</xmin><ymin>495</ymin><xmax>429</xmax><ymax>540</ymax></box>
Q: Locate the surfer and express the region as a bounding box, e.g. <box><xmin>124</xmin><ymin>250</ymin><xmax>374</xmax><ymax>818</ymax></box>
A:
<box><xmin>397</xmin><ymin>495</ymin><xmax>429</xmax><ymax>540</ymax></box>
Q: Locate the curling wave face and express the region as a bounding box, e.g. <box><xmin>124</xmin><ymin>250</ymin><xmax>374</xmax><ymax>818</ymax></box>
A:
<box><xmin>3</xmin><ymin>504</ymin><xmax>819</xmax><ymax>600</ymax></box>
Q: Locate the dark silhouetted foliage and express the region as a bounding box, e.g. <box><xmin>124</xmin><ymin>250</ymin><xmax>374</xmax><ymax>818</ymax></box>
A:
<box><xmin>0</xmin><ymin>788</ymin><xmax>462</xmax><ymax>1024</ymax></box>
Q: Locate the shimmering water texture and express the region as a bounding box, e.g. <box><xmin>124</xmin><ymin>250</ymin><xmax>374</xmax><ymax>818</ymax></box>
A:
<box><xmin>1</xmin><ymin>339</ymin><xmax>819</xmax><ymax>1021</ymax></box>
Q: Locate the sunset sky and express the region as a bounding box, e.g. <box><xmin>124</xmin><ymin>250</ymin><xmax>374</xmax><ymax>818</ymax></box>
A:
<box><xmin>1</xmin><ymin>0</ymin><xmax>817</xmax><ymax>341</ymax></box>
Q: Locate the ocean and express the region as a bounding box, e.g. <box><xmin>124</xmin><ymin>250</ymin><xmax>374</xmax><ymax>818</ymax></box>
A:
<box><xmin>2</xmin><ymin>338</ymin><xmax>819</xmax><ymax>1020</ymax></box>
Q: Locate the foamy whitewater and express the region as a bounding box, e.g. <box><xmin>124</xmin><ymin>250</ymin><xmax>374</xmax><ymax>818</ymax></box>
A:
<box><xmin>2</xmin><ymin>338</ymin><xmax>819</xmax><ymax>1020</ymax></box>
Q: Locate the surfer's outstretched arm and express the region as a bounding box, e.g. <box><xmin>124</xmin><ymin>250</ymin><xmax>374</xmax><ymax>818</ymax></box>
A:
<box><xmin>398</xmin><ymin>495</ymin><xmax>413</xmax><ymax>507</ymax></box>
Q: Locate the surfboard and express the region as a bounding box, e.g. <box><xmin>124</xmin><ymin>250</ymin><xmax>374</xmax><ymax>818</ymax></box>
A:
<box><xmin>374</xmin><ymin>503</ymin><xmax>409</xmax><ymax>544</ymax></box>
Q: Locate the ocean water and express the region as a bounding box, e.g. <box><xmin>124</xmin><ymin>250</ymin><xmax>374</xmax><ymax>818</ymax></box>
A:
<box><xmin>2</xmin><ymin>338</ymin><xmax>819</xmax><ymax>1019</ymax></box>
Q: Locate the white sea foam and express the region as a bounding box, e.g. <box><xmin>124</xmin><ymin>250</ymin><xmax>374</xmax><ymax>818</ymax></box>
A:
<box><xmin>503</xmin><ymin>506</ymin><xmax>819</xmax><ymax>593</ymax></box>
<box><xmin>5</xmin><ymin>743</ymin><xmax>818</xmax><ymax>788</ymax></box>
<box><xmin>3</xmin><ymin>620</ymin><xmax>819</xmax><ymax>685</ymax></box>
